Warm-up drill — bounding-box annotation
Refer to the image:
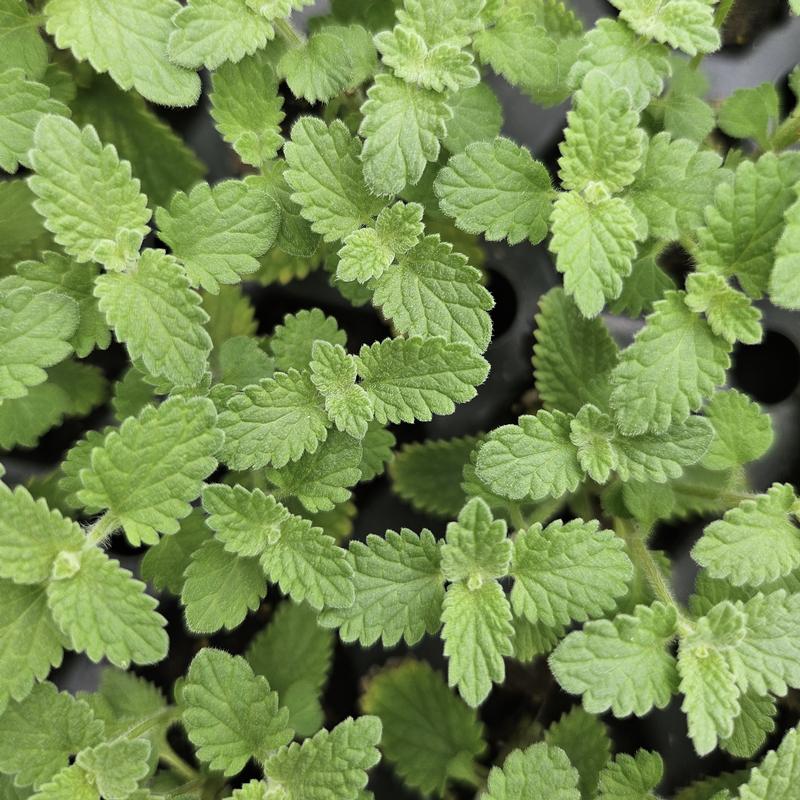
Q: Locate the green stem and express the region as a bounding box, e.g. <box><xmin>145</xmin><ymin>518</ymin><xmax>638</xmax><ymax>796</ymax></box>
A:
<box><xmin>771</xmin><ymin>111</ymin><xmax>800</xmax><ymax>152</ymax></box>
<box><xmin>163</xmin><ymin>778</ymin><xmax>207</xmax><ymax>798</ymax></box>
<box><xmin>159</xmin><ymin>742</ymin><xmax>199</xmax><ymax>782</ymax></box>
<box><xmin>84</xmin><ymin>512</ymin><xmax>119</xmax><ymax>548</ymax></box>
<box><xmin>690</xmin><ymin>0</ymin><xmax>735</xmax><ymax>70</ymax></box>
<box><xmin>275</xmin><ymin>17</ymin><xmax>304</xmax><ymax>47</ymax></box>
<box><xmin>508</xmin><ymin>503</ymin><xmax>525</xmax><ymax>532</ymax></box>
<box><xmin>675</xmin><ymin>484</ymin><xmax>755</xmax><ymax>506</ymax></box>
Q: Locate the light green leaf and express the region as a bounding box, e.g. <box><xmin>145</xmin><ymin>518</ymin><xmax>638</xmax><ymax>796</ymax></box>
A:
<box><xmin>596</xmin><ymin>750</ymin><xmax>663</xmax><ymax>800</ymax></box>
<box><xmin>475</xmin><ymin>410</ymin><xmax>583</xmax><ymax>502</ymax></box>
<box><xmin>284</xmin><ymin>118</ymin><xmax>382</xmax><ymax>243</ymax></box>
<box><xmin>569</xmin><ymin>404</ymin><xmax>617</xmax><ymax>483</ymax></box>
<box><xmin>31</xmin><ymin>765</ymin><xmax>96</xmax><ymax>800</ymax></box>
<box><xmin>265</xmin><ymin>429</ymin><xmax>362</xmax><ymax>513</ymax></box>
<box><xmin>277</xmin><ymin>30</ymin><xmax>351</xmax><ymax>104</ymax></box>
<box><xmin>443</xmin><ymin>82</ymin><xmax>503</xmax><ymax>153</ymax></box>
<box><xmin>247</xmin><ymin>601</ymin><xmax>333</xmax><ymax>738</ymax></box>
<box><xmin>442</xmin><ymin>580</ymin><xmax>513</xmax><ymax>706</ymax></box>
<box><xmin>356</xmin><ymin>336</ymin><xmax>489</xmax><ymax>424</ymax></box>
<box><xmin>435</xmin><ymin>137</ymin><xmax>553</xmax><ymax>245</ymax></box>
<box><xmin>181</xmin><ymin>539</ymin><xmax>266</xmax><ymax>633</ymax></box>
<box><xmin>320</xmin><ymin>528</ymin><xmax>443</xmax><ymax>647</ymax></box>
<box><xmin>263</xmin><ymin>716</ymin><xmax>382</xmax><ymax>800</ymax></box>
<box><xmin>168</xmin><ymin>0</ymin><xmax>274</xmax><ymax>70</ymax></box>
<box><xmin>309</xmin><ymin>341</ymin><xmax>373</xmax><ymax>438</ymax></box>
<box><xmin>684</xmin><ymin>273</ymin><xmax>762</xmax><ymax>345</ymax></box>
<box><xmin>155</xmin><ymin>179</ymin><xmax>280</xmax><ymax>293</ymax></box>
<box><xmin>770</xmin><ymin>190</ymin><xmax>800</xmax><ymax>309</ymax></box>
<box><xmin>362</xmin><ymin>660</ymin><xmax>485</xmax><ymax>796</ymax></box>
<box><xmin>549</xmin><ymin>192</ymin><xmax>638</xmax><ymax>318</ymax></box>
<box><xmin>482</xmin><ymin>743</ymin><xmax>581</xmax><ymax>800</ymax></box>
<box><xmin>550</xmin><ymin>602</ymin><xmax>678</xmax><ymax>717</ymax></box>
<box><xmin>210</xmin><ymin>50</ymin><xmax>284</xmax><ymax>167</ymax></box>
<box><xmin>395</xmin><ymin>0</ymin><xmax>484</xmax><ymax>46</ymax></box>
<box><xmin>609</xmin><ymin>0</ymin><xmax>720</xmax><ymax>57</ymax></box>
<box><xmin>245</xmin><ymin>0</ymin><xmax>314</xmax><ymax>18</ymax></box>
<box><xmin>373</xmin><ymin>234</ymin><xmax>493</xmax><ymax>352</ymax></box>
<box><xmin>44</xmin><ymin>0</ymin><xmax>200</xmax><ymax>105</ymax></box>
<box><xmin>0</xmin><ymin>682</ymin><xmax>101</xmax><ymax>789</ymax></box>
<box><xmin>0</xmin><ymin>582</ymin><xmax>65</xmax><ymax>713</ymax></box>
<box><xmin>46</xmin><ymin>546</ymin><xmax>168</xmax><ymax>667</ymax></box>
<box><xmin>511</xmin><ymin>519</ymin><xmax>632</xmax><ymax>628</ymax></box>
<box><xmin>696</xmin><ymin>152</ymin><xmax>800</xmax><ymax>298</ymax></box>
<box><xmin>569</xmin><ymin>19</ymin><xmax>671</xmax><ymax>111</ymax></box>
<box><xmin>609</xmin><ymin>291</ymin><xmax>730</xmax><ymax>435</ymax></box>
<box><xmin>0</xmin><ymin>287</ymin><xmax>77</xmax><ymax>401</ymax></box>
<box><xmin>718</xmin><ymin>83</ymin><xmax>780</xmax><ymax>150</ymax></box>
<box><xmin>0</xmin><ymin>483</ymin><xmax>83</xmax><ymax>585</ymax></box>
<box><xmin>738</xmin><ymin>724</ymin><xmax>800</xmax><ymax>800</ymax></box>
<box><xmin>702</xmin><ymin>389</ymin><xmax>773</xmax><ymax>471</ymax></box>
<box><xmin>270</xmin><ymin>309</ymin><xmax>346</xmax><ymax>373</ymax></box>
<box><xmin>182</xmin><ymin>648</ymin><xmax>293</xmax><ymax>776</ymax></box>
<box><xmin>0</xmin><ymin>0</ymin><xmax>47</xmax><ymax>78</ymax></box>
<box><xmin>559</xmin><ymin>71</ymin><xmax>644</xmax><ymax>195</ymax></box>
<box><xmin>77</xmin><ymin>397</ymin><xmax>221</xmax><ymax>546</ymax></box>
<box><xmin>0</xmin><ymin>69</ymin><xmax>67</xmax><ymax>173</ymax></box>
<box><xmin>692</xmin><ymin>484</ymin><xmax>800</xmax><ymax>587</ymax></box>
<box><xmin>359</xmin><ymin>73</ymin><xmax>452</xmax><ymax>196</ymax></box>
<box><xmin>75</xmin><ymin>740</ymin><xmax>150</xmax><ymax>800</ymax></box>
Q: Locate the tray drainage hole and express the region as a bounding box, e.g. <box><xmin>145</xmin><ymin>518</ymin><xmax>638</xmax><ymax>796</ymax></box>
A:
<box><xmin>733</xmin><ymin>330</ymin><xmax>800</xmax><ymax>404</ymax></box>
<box><xmin>485</xmin><ymin>267</ymin><xmax>517</xmax><ymax>339</ymax></box>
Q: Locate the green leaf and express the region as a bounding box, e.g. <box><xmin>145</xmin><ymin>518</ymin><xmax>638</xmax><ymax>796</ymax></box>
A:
<box><xmin>511</xmin><ymin>614</ymin><xmax>564</xmax><ymax>662</ymax></box>
<box><xmin>284</xmin><ymin>118</ymin><xmax>382</xmax><ymax>243</ymax></box>
<box><xmin>569</xmin><ymin>404</ymin><xmax>617</xmax><ymax>483</ymax></box>
<box><xmin>0</xmin><ymin>179</ymin><xmax>51</xmax><ymax>271</ymax></box>
<box><xmin>678</xmin><ymin>602</ymin><xmax>745</xmax><ymax>755</ymax></box>
<box><xmin>696</xmin><ymin>152</ymin><xmax>800</xmax><ymax>298</ymax></box>
<box><xmin>44</xmin><ymin>0</ymin><xmax>200</xmax><ymax>105</ymax></box>
<box><xmin>75</xmin><ymin>739</ymin><xmax>150</xmax><ymax>800</ymax></box>
<box><xmin>359</xmin><ymin>73</ymin><xmax>452</xmax><ymax>196</ymax></box>
<box><xmin>435</xmin><ymin>137</ymin><xmax>553</xmax><ymax>246</ymax></box>
<box><xmin>692</xmin><ymin>484</ymin><xmax>800</xmax><ymax>587</ymax></box>
<box><xmin>702</xmin><ymin>389</ymin><xmax>773</xmax><ymax>470</ymax></box>
<box><xmin>511</xmin><ymin>519</ymin><xmax>632</xmax><ymax>628</ymax></box>
<box><xmin>0</xmin><ymin>287</ymin><xmax>78</xmax><ymax>401</ymax></box>
<box><xmin>95</xmin><ymin>251</ymin><xmax>212</xmax><ymax>386</ymax></box>
<box><xmin>626</xmin><ymin>132</ymin><xmax>727</xmax><ymax>243</ymax></box>
<box><xmin>596</xmin><ymin>750</ymin><xmax>663</xmax><ymax>800</ymax></box>
<box><xmin>70</xmin><ymin>75</ymin><xmax>205</xmax><ymax>210</ymax></box>
<box><xmin>442</xmin><ymin>82</ymin><xmax>503</xmax><ymax>153</ymax></box>
<box><xmin>46</xmin><ymin>546</ymin><xmax>168</xmax><ymax>667</ymax></box>
<box><xmin>277</xmin><ymin>30</ymin><xmax>351</xmax><ymax>104</ymax></box>
<box><xmin>545</xmin><ymin>707</ymin><xmax>611</xmax><ymax>800</ymax></box>
<box><xmin>684</xmin><ymin>273</ymin><xmax>762</xmax><ymax>346</ymax></box>
<box><xmin>559</xmin><ymin>71</ymin><xmax>644</xmax><ymax>195</ymax></box>
<box><xmin>362</xmin><ymin>660</ymin><xmax>485</xmax><ymax>796</ymax></box>
<box><xmin>375</xmin><ymin>25</ymin><xmax>478</xmax><ymax>93</ymax></box>
<box><xmin>550</xmin><ymin>602</ymin><xmax>678</xmax><ymax>717</ymax></box>
<box><xmin>3</xmin><ymin>253</ymin><xmax>110</xmax><ymax>358</ymax></box>
<box><xmin>210</xmin><ymin>50</ymin><xmax>284</xmax><ymax>167</ymax></box>
<box><xmin>475</xmin><ymin>410</ymin><xmax>583</xmax><ymax>502</ymax></box>
<box><xmin>245</xmin><ymin>0</ymin><xmax>314</xmax><ymax>18</ymax></box>
<box><xmin>483</xmin><ymin>743</ymin><xmax>581</xmax><ymax>800</ymax></box>
<box><xmin>718</xmin><ymin>83</ymin><xmax>780</xmax><ymax>150</ymax></box>
<box><xmin>0</xmin><ymin>0</ymin><xmax>47</xmax><ymax>78</ymax></box>
<box><xmin>0</xmin><ymin>582</ymin><xmax>65</xmax><ymax>713</ymax></box>
<box><xmin>263</xmin><ymin>716</ymin><xmax>382</xmax><ymax>800</ymax></box>
<box><xmin>30</xmin><ymin>765</ymin><xmax>96</xmax><ymax>800</ymax></box>
<box><xmin>202</xmin><ymin>483</ymin><xmax>353</xmax><ymax>610</ymax></box>
<box><xmin>609</xmin><ymin>0</ymin><xmax>720</xmax><ymax>56</ymax></box>
<box><xmin>182</xmin><ymin>648</ymin><xmax>293</xmax><ymax>776</ymax></box>
<box><xmin>549</xmin><ymin>192</ymin><xmax>638</xmax><ymax>318</ymax></box>
<box><xmin>247</xmin><ymin>601</ymin><xmax>333</xmax><ymax>738</ymax></box>
<box><xmin>770</xmin><ymin>190</ymin><xmax>800</xmax><ymax>309</ymax></box>
<box><xmin>737</xmin><ymin>724</ymin><xmax>800</xmax><ymax>800</ymax></box>
<box><xmin>533</xmin><ymin>287</ymin><xmax>618</xmax><ymax>415</ymax></box>
<box><xmin>181</xmin><ymin>539</ymin><xmax>266</xmax><ymax>633</ymax></box>
<box><xmin>356</xmin><ymin>336</ymin><xmax>489</xmax><ymax>424</ymax></box>
<box><xmin>721</xmin><ymin>691</ymin><xmax>776</xmax><ymax>759</ymax></box>
<box><xmin>358</xmin><ymin>422</ymin><xmax>395</xmax><ymax>482</ymax></box>
<box><xmin>217</xmin><ymin>335</ymin><xmax>274</xmax><ymax>389</ymax></box>
<box><xmin>265</xmin><ymin>429</ymin><xmax>362</xmax><ymax>513</ymax></box>
<box><xmin>391</xmin><ymin>435</ymin><xmax>476</xmax><ymax>517</ymax></box>
<box><xmin>77</xmin><ymin>397</ymin><xmax>221</xmax><ymax>546</ymax></box>
<box><xmin>309</xmin><ymin>341</ymin><xmax>373</xmax><ymax>438</ymax></box>
<box><xmin>320</xmin><ymin>528</ymin><xmax>443</xmax><ymax>647</ymax></box>
<box><xmin>373</xmin><ymin>234</ymin><xmax>493</xmax><ymax>352</ymax></box>
<box><xmin>609</xmin><ymin>253</ymin><xmax>676</xmax><ymax>317</ymax></box>
<box><xmin>0</xmin><ymin>69</ymin><xmax>67</xmax><ymax>173</ymax></box>
<box><xmin>155</xmin><ymin>179</ymin><xmax>280</xmax><ymax>293</ymax></box>
<box><xmin>0</xmin><ymin>483</ymin><xmax>83</xmax><ymax>584</ymax></box>
<box><xmin>168</xmin><ymin>0</ymin><xmax>274</xmax><ymax>71</ymax></box>
<box><xmin>0</xmin><ymin>682</ymin><xmax>101</xmax><ymax>789</ymax></box>
<box><xmin>271</xmin><ymin>309</ymin><xmax>346</xmax><ymax>373</ymax></box>
<box><xmin>609</xmin><ymin>291</ymin><xmax>730</xmax><ymax>435</ymax></box>
<box><xmin>569</xmin><ymin>19</ymin><xmax>671</xmax><ymax>111</ymax></box>
<box><xmin>442</xmin><ymin>579</ymin><xmax>513</xmax><ymax>706</ymax></box>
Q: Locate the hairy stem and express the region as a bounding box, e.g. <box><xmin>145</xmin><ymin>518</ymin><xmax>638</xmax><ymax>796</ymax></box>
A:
<box><xmin>159</xmin><ymin>742</ymin><xmax>200</xmax><ymax>782</ymax></box>
<box><xmin>84</xmin><ymin>512</ymin><xmax>119</xmax><ymax>548</ymax></box>
<box><xmin>275</xmin><ymin>17</ymin><xmax>305</xmax><ymax>47</ymax></box>
<box><xmin>771</xmin><ymin>111</ymin><xmax>800</xmax><ymax>152</ymax></box>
